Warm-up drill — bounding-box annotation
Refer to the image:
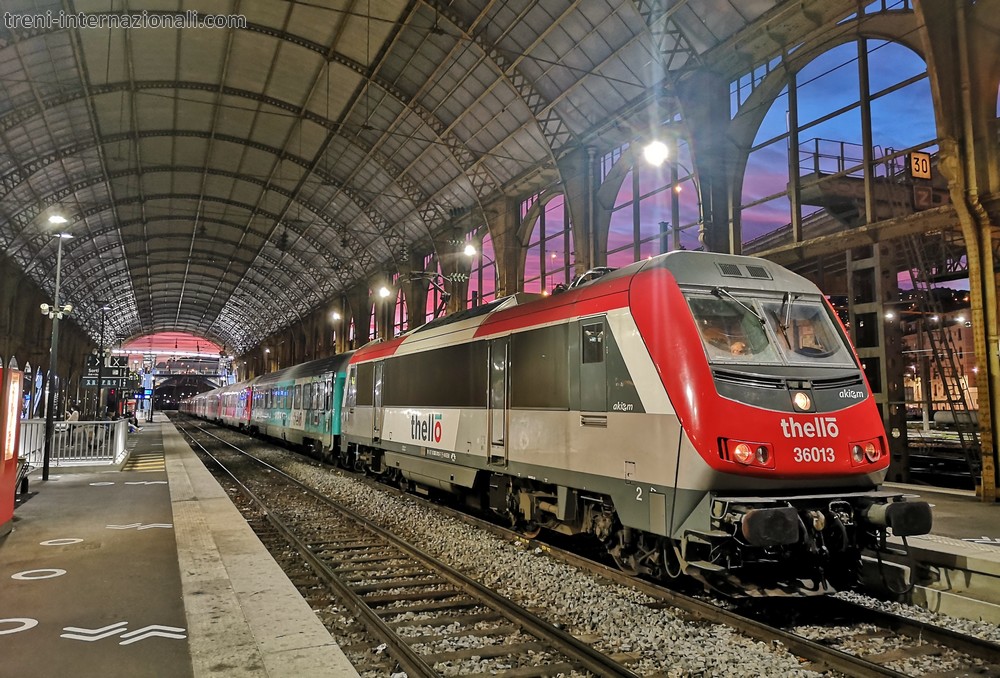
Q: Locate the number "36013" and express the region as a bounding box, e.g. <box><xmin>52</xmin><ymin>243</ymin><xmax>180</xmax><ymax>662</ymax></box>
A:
<box><xmin>793</xmin><ymin>446</ymin><xmax>835</xmax><ymax>463</ymax></box>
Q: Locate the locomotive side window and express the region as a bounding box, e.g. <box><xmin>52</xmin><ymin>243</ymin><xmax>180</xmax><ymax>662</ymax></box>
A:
<box><xmin>383</xmin><ymin>342</ymin><xmax>487</xmax><ymax>408</ymax></box>
<box><xmin>355</xmin><ymin>363</ymin><xmax>374</xmax><ymax>406</ymax></box>
<box><xmin>510</xmin><ymin>325</ymin><xmax>569</xmax><ymax>409</ymax></box>
<box><xmin>582</xmin><ymin>323</ymin><xmax>605</xmax><ymax>363</ymax></box>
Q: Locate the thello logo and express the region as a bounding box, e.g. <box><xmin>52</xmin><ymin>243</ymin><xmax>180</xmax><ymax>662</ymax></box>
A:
<box><xmin>411</xmin><ymin>413</ymin><xmax>443</xmax><ymax>443</ymax></box>
<box><xmin>779</xmin><ymin>416</ymin><xmax>840</xmax><ymax>439</ymax></box>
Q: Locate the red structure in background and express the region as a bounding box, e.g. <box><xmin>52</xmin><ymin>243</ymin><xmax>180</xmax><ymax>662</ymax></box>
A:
<box><xmin>1</xmin><ymin>357</ymin><xmax>24</xmax><ymax>536</ymax></box>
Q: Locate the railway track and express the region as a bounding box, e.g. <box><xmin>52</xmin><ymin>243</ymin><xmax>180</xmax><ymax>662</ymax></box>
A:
<box><xmin>175</xmin><ymin>416</ymin><xmax>1000</xmax><ymax>677</ymax></box>
<box><xmin>177</xmin><ymin>419</ymin><xmax>638</xmax><ymax>677</ymax></box>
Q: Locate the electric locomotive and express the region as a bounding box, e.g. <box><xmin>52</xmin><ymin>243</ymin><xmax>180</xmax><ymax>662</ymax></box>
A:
<box><xmin>338</xmin><ymin>251</ymin><xmax>931</xmax><ymax>596</ymax></box>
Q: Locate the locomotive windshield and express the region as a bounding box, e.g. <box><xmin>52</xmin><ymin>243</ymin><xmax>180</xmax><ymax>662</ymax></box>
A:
<box><xmin>686</xmin><ymin>291</ymin><xmax>854</xmax><ymax>367</ymax></box>
<box><xmin>760</xmin><ymin>298</ymin><xmax>854</xmax><ymax>366</ymax></box>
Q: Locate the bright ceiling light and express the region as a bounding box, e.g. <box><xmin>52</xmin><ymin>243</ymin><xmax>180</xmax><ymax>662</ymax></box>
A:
<box><xmin>378</xmin><ymin>286</ymin><xmax>391</xmax><ymax>298</ymax></box>
<box><xmin>643</xmin><ymin>140</ymin><xmax>669</xmax><ymax>166</ymax></box>
<box><xmin>464</xmin><ymin>244</ymin><xmax>477</xmax><ymax>257</ymax></box>
<box><xmin>48</xmin><ymin>214</ymin><xmax>68</xmax><ymax>224</ymax></box>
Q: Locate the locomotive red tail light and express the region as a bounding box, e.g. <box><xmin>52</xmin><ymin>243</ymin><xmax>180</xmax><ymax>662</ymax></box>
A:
<box><xmin>849</xmin><ymin>437</ymin><xmax>883</xmax><ymax>466</ymax></box>
<box><xmin>723</xmin><ymin>439</ymin><xmax>774</xmax><ymax>469</ymax></box>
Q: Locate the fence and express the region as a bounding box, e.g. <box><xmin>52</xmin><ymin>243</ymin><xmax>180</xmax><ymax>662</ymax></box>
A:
<box><xmin>18</xmin><ymin>419</ymin><xmax>129</xmax><ymax>468</ymax></box>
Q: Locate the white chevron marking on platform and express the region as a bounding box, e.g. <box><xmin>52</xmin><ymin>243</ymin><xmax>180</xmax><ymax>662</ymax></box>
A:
<box><xmin>118</xmin><ymin>624</ymin><xmax>187</xmax><ymax>645</ymax></box>
<box><xmin>106</xmin><ymin>523</ymin><xmax>173</xmax><ymax>530</ymax></box>
<box><xmin>61</xmin><ymin>621</ymin><xmax>128</xmax><ymax>641</ymax></box>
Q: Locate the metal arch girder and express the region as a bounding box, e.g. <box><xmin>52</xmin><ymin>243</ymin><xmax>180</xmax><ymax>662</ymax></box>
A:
<box><xmin>89</xmin><ymin>215</ymin><xmax>350</xmax><ymax>290</ymax></box>
<box><xmin>18</xmin><ymin>196</ymin><xmax>343</xmax><ymax>313</ymax></box>
<box><xmin>0</xmin><ymin>128</ymin><xmax>365</xmax><ymax>259</ymax></box>
<box><xmin>4</xmin><ymin>164</ymin><xmax>355</xmax><ymax>268</ymax></box>
<box><xmin>53</xmin><ymin>194</ymin><xmax>350</xmax><ymax>340</ymax></box>
<box><xmin>1</xmin><ymin>141</ymin><xmax>375</xmax><ymax>273</ymax></box>
<box><xmin>421</xmin><ymin>0</ymin><xmax>577</xmax><ymax>157</ymax></box>
<box><xmin>0</xmin><ymin>21</ymin><xmax>489</xmax><ymax>181</ymax></box>
<box><xmin>0</xmin><ymin>77</ymin><xmax>451</xmax><ymax>208</ymax></box>
<box><xmin>631</xmin><ymin>0</ymin><xmax>704</xmax><ymax>73</ymax></box>
<box><xmin>0</xmin><ymin>67</ymin><xmax>490</xmax><ymax>253</ymax></box>
<box><xmin>0</xmin><ymin>128</ymin><xmax>410</xmax><ymax>279</ymax></box>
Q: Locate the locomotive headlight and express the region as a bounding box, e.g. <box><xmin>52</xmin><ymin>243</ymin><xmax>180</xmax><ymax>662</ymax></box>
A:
<box><xmin>791</xmin><ymin>391</ymin><xmax>812</xmax><ymax>412</ymax></box>
<box><xmin>849</xmin><ymin>438</ymin><xmax>883</xmax><ymax>466</ymax></box>
<box><xmin>723</xmin><ymin>439</ymin><xmax>774</xmax><ymax>468</ymax></box>
<box><xmin>733</xmin><ymin>443</ymin><xmax>754</xmax><ymax>465</ymax></box>
<box><xmin>755</xmin><ymin>445</ymin><xmax>770</xmax><ymax>465</ymax></box>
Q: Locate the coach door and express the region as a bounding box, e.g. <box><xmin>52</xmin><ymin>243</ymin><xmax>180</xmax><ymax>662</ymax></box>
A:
<box><xmin>372</xmin><ymin>361</ymin><xmax>384</xmax><ymax>442</ymax></box>
<box><xmin>580</xmin><ymin>319</ymin><xmax>607</xmax><ymax>414</ymax></box>
<box><xmin>488</xmin><ymin>337</ymin><xmax>509</xmax><ymax>466</ymax></box>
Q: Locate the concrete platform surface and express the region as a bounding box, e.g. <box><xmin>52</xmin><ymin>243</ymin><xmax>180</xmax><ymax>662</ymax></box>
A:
<box><xmin>1</xmin><ymin>413</ymin><xmax>358</xmax><ymax>678</ymax></box>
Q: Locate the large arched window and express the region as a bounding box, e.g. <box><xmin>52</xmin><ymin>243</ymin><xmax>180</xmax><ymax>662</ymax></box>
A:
<box><xmin>520</xmin><ymin>193</ymin><xmax>572</xmax><ymax>294</ymax></box>
<box><xmin>740</xmin><ymin>39</ymin><xmax>935</xmax><ymax>249</ymax></box>
<box><xmin>467</xmin><ymin>230</ymin><xmax>497</xmax><ymax>306</ymax></box>
<box><xmin>423</xmin><ymin>254</ymin><xmax>447</xmax><ymax>319</ymax></box>
<box><xmin>605</xmin><ymin>139</ymin><xmax>701</xmax><ymax>269</ymax></box>
<box><xmin>392</xmin><ymin>273</ymin><xmax>407</xmax><ymax>336</ymax></box>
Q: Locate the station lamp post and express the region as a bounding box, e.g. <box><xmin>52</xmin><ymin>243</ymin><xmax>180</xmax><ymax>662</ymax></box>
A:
<box><xmin>92</xmin><ymin>304</ymin><xmax>110</xmax><ymax>417</ymax></box>
<box><xmin>464</xmin><ymin>243</ymin><xmax>499</xmax><ymax>305</ymax></box>
<box><xmin>41</xmin><ymin>217</ymin><xmax>74</xmax><ymax>481</ymax></box>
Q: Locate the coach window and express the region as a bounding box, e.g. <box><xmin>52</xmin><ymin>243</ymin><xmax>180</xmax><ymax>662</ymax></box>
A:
<box><xmin>294</xmin><ymin>385</ymin><xmax>301</xmax><ymax>409</ymax></box>
<box><xmin>582</xmin><ymin>323</ymin><xmax>604</xmax><ymax>363</ymax></box>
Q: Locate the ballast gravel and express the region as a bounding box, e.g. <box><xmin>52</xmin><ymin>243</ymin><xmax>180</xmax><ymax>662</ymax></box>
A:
<box><xmin>241</xmin><ymin>445</ymin><xmax>1000</xmax><ymax>677</ymax></box>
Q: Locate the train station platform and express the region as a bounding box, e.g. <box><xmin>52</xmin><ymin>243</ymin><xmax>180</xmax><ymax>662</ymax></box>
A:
<box><xmin>2</xmin><ymin>417</ymin><xmax>999</xmax><ymax>677</ymax></box>
<box><xmin>0</xmin><ymin>412</ymin><xmax>358</xmax><ymax>678</ymax></box>
<box><xmin>881</xmin><ymin>482</ymin><xmax>1000</xmax><ymax>622</ymax></box>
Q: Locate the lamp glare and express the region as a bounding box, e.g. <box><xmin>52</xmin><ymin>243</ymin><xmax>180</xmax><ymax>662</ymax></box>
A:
<box><xmin>643</xmin><ymin>141</ymin><xmax>669</xmax><ymax>167</ymax></box>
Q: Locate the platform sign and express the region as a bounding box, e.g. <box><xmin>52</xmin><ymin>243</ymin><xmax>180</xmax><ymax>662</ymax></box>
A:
<box><xmin>909</xmin><ymin>151</ymin><xmax>931</xmax><ymax>180</ymax></box>
<box><xmin>82</xmin><ymin>377</ymin><xmax>125</xmax><ymax>388</ymax></box>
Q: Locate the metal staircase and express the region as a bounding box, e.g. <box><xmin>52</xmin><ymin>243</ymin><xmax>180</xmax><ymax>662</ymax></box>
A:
<box><xmin>898</xmin><ymin>235</ymin><xmax>981</xmax><ymax>476</ymax></box>
<box><xmin>879</xmin><ymin>153</ymin><xmax>981</xmax><ymax>479</ymax></box>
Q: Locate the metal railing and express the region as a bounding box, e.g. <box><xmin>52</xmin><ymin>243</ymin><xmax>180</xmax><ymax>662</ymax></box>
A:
<box><xmin>18</xmin><ymin>419</ymin><xmax>129</xmax><ymax>468</ymax></box>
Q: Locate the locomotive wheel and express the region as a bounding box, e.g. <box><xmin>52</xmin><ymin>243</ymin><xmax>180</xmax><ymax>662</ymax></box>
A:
<box><xmin>612</xmin><ymin>552</ymin><xmax>640</xmax><ymax>576</ymax></box>
<box><xmin>521</xmin><ymin>522</ymin><xmax>542</xmax><ymax>539</ymax></box>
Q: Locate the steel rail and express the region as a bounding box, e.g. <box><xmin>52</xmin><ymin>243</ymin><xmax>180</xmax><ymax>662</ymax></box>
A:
<box><xmin>179</xmin><ymin>420</ymin><xmax>640</xmax><ymax>678</ymax></box>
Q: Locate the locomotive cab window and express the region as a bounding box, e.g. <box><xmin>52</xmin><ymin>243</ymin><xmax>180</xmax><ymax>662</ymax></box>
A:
<box><xmin>687</xmin><ymin>294</ymin><xmax>777</xmax><ymax>363</ymax></box>
<box><xmin>761</xmin><ymin>298</ymin><xmax>854</xmax><ymax>366</ymax></box>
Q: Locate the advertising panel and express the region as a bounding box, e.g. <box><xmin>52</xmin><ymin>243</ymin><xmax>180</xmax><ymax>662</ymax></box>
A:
<box><xmin>1</xmin><ymin>358</ymin><xmax>25</xmax><ymax>534</ymax></box>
